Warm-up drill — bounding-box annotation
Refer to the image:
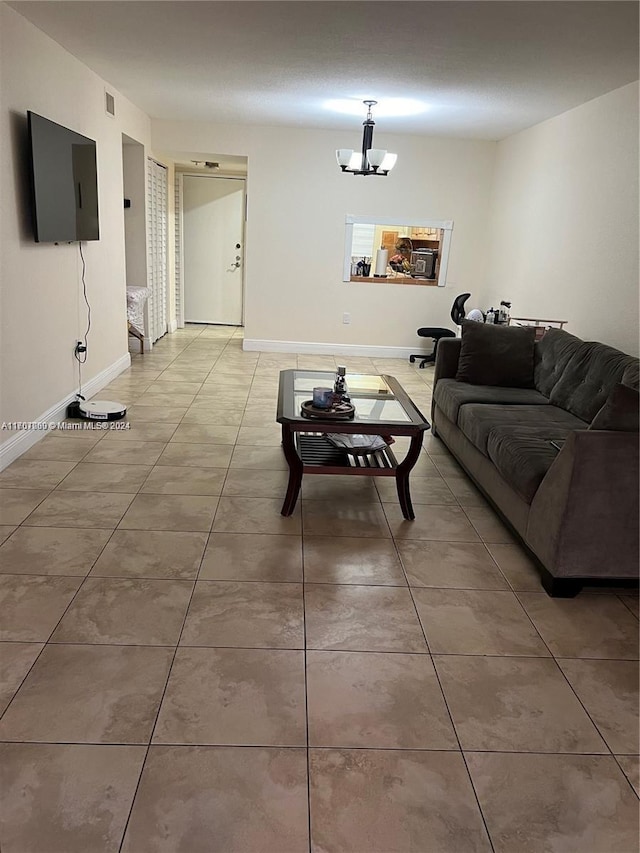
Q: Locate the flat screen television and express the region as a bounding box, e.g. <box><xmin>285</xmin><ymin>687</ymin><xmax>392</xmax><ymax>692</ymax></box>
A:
<box><xmin>27</xmin><ymin>111</ymin><xmax>100</xmax><ymax>243</ymax></box>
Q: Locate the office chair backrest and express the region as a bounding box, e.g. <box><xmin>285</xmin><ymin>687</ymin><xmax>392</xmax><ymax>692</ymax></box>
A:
<box><xmin>451</xmin><ymin>293</ymin><xmax>471</xmax><ymax>325</ymax></box>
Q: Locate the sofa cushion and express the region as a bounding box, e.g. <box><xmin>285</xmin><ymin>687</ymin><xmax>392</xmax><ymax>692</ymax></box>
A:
<box><xmin>589</xmin><ymin>383</ymin><xmax>640</xmax><ymax>432</ymax></box>
<box><xmin>456</xmin><ymin>321</ymin><xmax>536</xmax><ymax>387</ymax></box>
<box><xmin>533</xmin><ymin>329</ymin><xmax>585</xmax><ymax>397</ymax></box>
<box><xmin>487</xmin><ymin>427</ymin><xmax>569</xmax><ymax>503</ymax></box>
<box><xmin>549</xmin><ymin>341</ymin><xmax>639</xmax><ymax>423</ymax></box>
<box><xmin>433</xmin><ymin>379</ymin><xmax>550</xmax><ymax>424</ymax></box>
<box><xmin>457</xmin><ymin>403</ymin><xmax>586</xmax><ymax>456</ymax></box>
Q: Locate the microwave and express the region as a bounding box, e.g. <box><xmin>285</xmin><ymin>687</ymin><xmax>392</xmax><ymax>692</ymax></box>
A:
<box><xmin>411</xmin><ymin>249</ymin><xmax>438</xmax><ymax>279</ymax></box>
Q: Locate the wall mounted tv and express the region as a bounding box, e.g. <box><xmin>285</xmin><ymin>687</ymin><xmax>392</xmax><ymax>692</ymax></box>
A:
<box><xmin>27</xmin><ymin>111</ymin><xmax>100</xmax><ymax>243</ymax></box>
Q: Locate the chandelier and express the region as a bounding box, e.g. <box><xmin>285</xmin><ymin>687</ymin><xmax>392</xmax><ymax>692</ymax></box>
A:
<box><xmin>335</xmin><ymin>101</ymin><xmax>397</xmax><ymax>176</ymax></box>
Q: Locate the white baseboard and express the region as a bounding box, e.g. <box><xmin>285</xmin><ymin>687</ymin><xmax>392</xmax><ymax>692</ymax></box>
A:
<box><xmin>0</xmin><ymin>353</ymin><xmax>131</xmax><ymax>471</ymax></box>
<box><xmin>243</xmin><ymin>339</ymin><xmax>417</xmax><ymax>359</ymax></box>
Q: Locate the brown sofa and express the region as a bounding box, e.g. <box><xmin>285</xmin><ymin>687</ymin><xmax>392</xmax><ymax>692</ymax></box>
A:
<box><xmin>432</xmin><ymin>328</ymin><xmax>639</xmax><ymax>596</ymax></box>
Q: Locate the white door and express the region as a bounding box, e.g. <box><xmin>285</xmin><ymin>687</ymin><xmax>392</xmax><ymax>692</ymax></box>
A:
<box><xmin>146</xmin><ymin>158</ymin><xmax>168</xmax><ymax>342</ymax></box>
<box><xmin>183</xmin><ymin>175</ymin><xmax>245</xmax><ymax>325</ymax></box>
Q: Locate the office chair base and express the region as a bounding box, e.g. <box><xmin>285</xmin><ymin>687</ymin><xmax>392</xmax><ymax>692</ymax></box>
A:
<box><xmin>409</xmin><ymin>353</ymin><xmax>436</xmax><ymax>368</ymax></box>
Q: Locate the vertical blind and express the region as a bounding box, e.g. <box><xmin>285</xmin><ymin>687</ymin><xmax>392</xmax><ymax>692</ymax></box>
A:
<box><xmin>174</xmin><ymin>174</ymin><xmax>184</xmax><ymax>328</ymax></box>
<box><xmin>146</xmin><ymin>158</ymin><xmax>168</xmax><ymax>343</ymax></box>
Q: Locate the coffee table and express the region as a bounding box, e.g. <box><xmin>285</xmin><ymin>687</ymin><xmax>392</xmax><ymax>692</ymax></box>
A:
<box><xmin>276</xmin><ymin>370</ymin><xmax>430</xmax><ymax>520</ymax></box>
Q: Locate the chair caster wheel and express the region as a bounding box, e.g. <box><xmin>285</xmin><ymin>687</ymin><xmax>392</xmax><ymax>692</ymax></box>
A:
<box><xmin>409</xmin><ymin>355</ymin><xmax>416</xmax><ymax>363</ymax></box>
<box><xmin>419</xmin><ymin>362</ymin><xmax>425</xmax><ymax>368</ymax></box>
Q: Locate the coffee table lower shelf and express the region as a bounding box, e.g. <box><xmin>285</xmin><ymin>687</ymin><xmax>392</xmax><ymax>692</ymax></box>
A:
<box><xmin>280</xmin><ymin>430</ymin><xmax>423</xmax><ymax>520</ymax></box>
<box><xmin>296</xmin><ymin>433</ymin><xmax>399</xmax><ymax>473</ymax></box>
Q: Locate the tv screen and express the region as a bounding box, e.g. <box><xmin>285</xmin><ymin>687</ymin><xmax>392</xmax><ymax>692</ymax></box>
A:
<box><xmin>27</xmin><ymin>111</ymin><xmax>99</xmax><ymax>243</ymax></box>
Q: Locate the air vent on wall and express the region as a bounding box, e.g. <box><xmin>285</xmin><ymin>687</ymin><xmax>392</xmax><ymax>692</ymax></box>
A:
<box><xmin>105</xmin><ymin>91</ymin><xmax>115</xmax><ymax>117</ymax></box>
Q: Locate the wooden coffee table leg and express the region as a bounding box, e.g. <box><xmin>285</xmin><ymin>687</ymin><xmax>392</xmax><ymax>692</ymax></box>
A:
<box><xmin>395</xmin><ymin>432</ymin><xmax>425</xmax><ymax>521</ymax></box>
<box><xmin>281</xmin><ymin>425</ymin><xmax>303</xmax><ymax>516</ymax></box>
<box><xmin>396</xmin><ymin>475</ymin><xmax>414</xmax><ymax>520</ymax></box>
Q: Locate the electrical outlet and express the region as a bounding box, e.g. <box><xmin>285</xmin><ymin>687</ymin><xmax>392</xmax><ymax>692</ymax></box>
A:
<box><xmin>343</xmin><ymin>312</ymin><xmax>351</xmax><ymax>325</ymax></box>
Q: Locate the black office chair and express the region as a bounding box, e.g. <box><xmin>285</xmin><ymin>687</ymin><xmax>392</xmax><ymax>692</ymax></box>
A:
<box><xmin>409</xmin><ymin>293</ymin><xmax>471</xmax><ymax>368</ymax></box>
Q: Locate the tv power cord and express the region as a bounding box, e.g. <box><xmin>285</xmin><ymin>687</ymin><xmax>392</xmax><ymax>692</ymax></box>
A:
<box><xmin>73</xmin><ymin>241</ymin><xmax>91</xmax><ymax>400</ymax></box>
<box><xmin>67</xmin><ymin>242</ymin><xmax>127</xmax><ymax>423</ymax></box>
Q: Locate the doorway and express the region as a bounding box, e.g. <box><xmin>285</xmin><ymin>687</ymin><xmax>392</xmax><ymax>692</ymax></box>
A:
<box><xmin>182</xmin><ymin>175</ymin><xmax>245</xmax><ymax>326</ymax></box>
<box><xmin>122</xmin><ymin>135</ymin><xmax>149</xmax><ymax>351</ymax></box>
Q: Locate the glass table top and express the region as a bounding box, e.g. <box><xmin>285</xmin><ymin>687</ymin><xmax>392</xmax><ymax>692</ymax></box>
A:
<box><xmin>277</xmin><ymin>370</ymin><xmax>429</xmax><ymax>428</ymax></box>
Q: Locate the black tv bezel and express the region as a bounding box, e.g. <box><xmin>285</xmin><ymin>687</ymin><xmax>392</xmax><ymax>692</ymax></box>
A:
<box><xmin>27</xmin><ymin>110</ymin><xmax>100</xmax><ymax>244</ymax></box>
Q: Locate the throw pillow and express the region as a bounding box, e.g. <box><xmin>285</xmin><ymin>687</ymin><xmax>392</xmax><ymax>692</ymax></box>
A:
<box><xmin>589</xmin><ymin>383</ymin><xmax>639</xmax><ymax>432</ymax></box>
<box><xmin>456</xmin><ymin>321</ymin><xmax>536</xmax><ymax>387</ymax></box>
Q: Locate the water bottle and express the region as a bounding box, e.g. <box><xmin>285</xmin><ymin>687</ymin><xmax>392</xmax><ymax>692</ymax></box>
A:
<box><xmin>486</xmin><ymin>308</ymin><xmax>495</xmax><ymax>324</ymax></box>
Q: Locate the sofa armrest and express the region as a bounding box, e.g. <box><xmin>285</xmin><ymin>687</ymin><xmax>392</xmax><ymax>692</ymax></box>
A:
<box><xmin>527</xmin><ymin>430</ymin><xmax>639</xmax><ymax>579</ymax></box>
<box><xmin>432</xmin><ymin>339</ymin><xmax>461</xmax><ymax>425</ymax></box>
<box><xmin>434</xmin><ymin>338</ymin><xmax>461</xmax><ymax>385</ymax></box>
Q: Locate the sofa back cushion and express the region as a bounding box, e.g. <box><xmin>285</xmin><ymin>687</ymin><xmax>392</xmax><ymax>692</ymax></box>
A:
<box><xmin>549</xmin><ymin>341</ymin><xmax>639</xmax><ymax>423</ymax></box>
<box><xmin>456</xmin><ymin>321</ymin><xmax>536</xmax><ymax>387</ymax></box>
<box><xmin>533</xmin><ymin>329</ymin><xmax>585</xmax><ymax>397</ymax></box>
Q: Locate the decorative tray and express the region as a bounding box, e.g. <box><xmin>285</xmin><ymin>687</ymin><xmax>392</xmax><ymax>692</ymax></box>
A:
<box><xmin>300</xmin><ymin>400</ymin><xmax>355</xmax><ymax>420</ymax></box>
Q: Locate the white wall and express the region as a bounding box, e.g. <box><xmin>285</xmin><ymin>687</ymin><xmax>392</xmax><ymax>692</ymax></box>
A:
<box><xmin>122</xmin><ymin>139</ymin><xmax>147</xmax><ymax>289</ymax></box>
<box><xmin>0</xmin><ymin>4</ymin><xmax>151</xmax><ymax>452</ymax></box>
<box><xmin>153</xmin><ymin>120</ymin><xmax>497</xmax><ymax>350</ymax></box>
<box><xmin>483</xmin><ymin>82</ymin><xmax>639</xmax><ymax>355</ymax></box>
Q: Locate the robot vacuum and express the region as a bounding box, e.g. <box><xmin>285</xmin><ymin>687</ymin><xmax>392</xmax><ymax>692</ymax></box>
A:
<box><xmin>67</xmin><ymin>399</ymin><xmax>127</xmax><ymax>421</ymax></box>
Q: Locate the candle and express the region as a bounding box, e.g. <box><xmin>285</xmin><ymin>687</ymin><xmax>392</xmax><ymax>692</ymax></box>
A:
<box><xmin>312</xmin><ymin>387</ymin><xmax>333</xmax><ymax>409</ymax></box>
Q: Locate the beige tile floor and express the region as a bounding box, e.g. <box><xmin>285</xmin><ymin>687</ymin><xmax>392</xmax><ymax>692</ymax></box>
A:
<box><xmin>0</xmin><ymin>324</ymin><xmax>638</xmax><ymax>853</ymax></box>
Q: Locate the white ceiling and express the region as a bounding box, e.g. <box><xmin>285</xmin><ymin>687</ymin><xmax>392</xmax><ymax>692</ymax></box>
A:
<box><xmin>9</xmin><ymin>1</ymin><xmax>639</xmax><ymax>140</ymax></box>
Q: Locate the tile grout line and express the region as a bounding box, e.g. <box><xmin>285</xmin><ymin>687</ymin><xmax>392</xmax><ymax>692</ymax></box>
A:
<box><xmin>0</xmin><ymin>737</ymin><xmax>633</xmax><ymax>757</ymax></box>
<box><xmin>203</xmin><ymin>335</ymin><xmax>258</xmax><ymax>532</ymax></box>
<box><xmin>2</xmin><ymin>636</ymin><xmax>636</xmax><ymax>662</ymax></box>
<box><xmin>299</xmin><ymin>473</ymin><xmax>313</xmax><ymax>853</ymax></box>
<box><xmin>392</xmin><ymin>532</ymin><xmax>497</xmax><ymax>852</ymax></box>
<box><xmin>115</xmin><ymin>397</ymin><xmax>213</xmax><ymax>851</ymax></box>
